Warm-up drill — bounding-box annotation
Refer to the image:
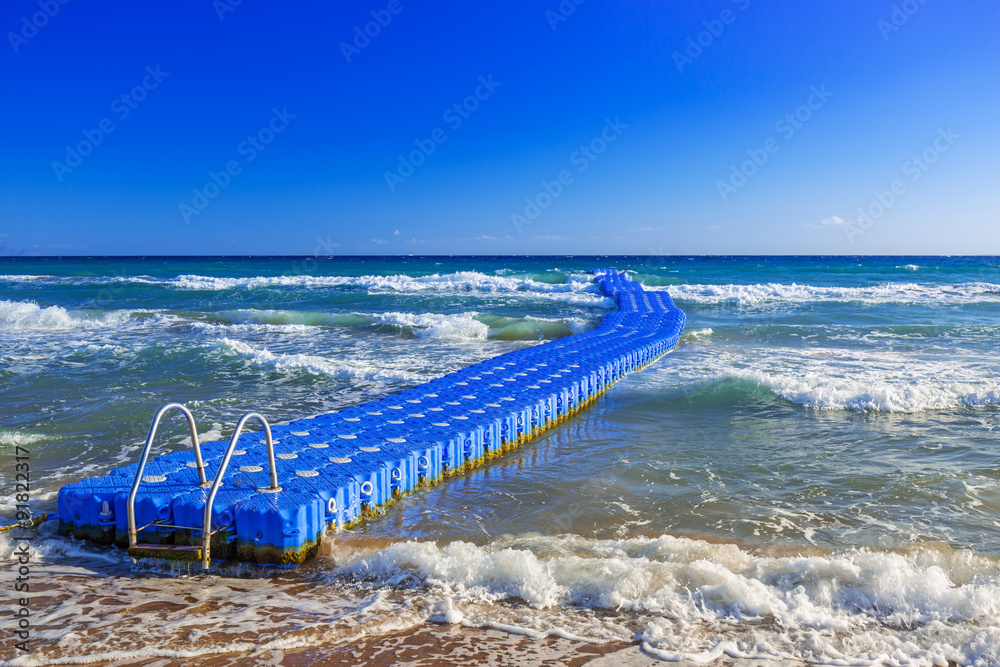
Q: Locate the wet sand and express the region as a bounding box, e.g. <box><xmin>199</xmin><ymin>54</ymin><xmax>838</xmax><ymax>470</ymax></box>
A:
<box><xmin>76</xmin><ymin>624</ymin><xmax>815</xmax><ymax>667</ymax></box>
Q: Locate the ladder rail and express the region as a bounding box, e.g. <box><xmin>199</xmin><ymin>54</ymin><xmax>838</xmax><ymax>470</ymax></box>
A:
<box><xmin>127</xmin><ymin>403</ymin><xmax>206</xmax><ymax>549</ymax></box>
<box><xmin>136</xmin><ymin>521</ymin><xmax>219</xmax><ymax>533</ymax></box>
<box><xmin>201</xmin><ymin>412</ymin><xmax>281</xmax><ymax>570</ymax></box>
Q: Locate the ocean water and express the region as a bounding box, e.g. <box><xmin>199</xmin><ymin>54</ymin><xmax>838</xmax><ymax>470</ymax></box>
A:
<box><xmin>1</xmin><ymin>256</ymin><xmax>999</xmax><ymax>666</ymax></box>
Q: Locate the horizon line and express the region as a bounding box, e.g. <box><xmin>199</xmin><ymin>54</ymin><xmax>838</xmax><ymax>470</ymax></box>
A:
<box><xmin>2</xmin><ymin>253</ymin><xmax>999</xmax><ymax>260</ymax></box>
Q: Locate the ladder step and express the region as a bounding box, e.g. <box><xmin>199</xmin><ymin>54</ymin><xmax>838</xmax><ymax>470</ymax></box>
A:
<box><xmin>128</xmin><ymin>543</ymin><xmax>203</xmax><ymax>562</ymax></box>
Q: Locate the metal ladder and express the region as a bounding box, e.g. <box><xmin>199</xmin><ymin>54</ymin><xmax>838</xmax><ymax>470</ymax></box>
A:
<box><xmin>127</xmin><ymin>404</ymin><xmax>280</xmax><ymax>570</ymax></box>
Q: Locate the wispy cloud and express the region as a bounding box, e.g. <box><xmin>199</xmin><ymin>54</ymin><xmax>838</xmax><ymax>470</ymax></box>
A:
<box><xmin>534</xmin><ymin>235</ymin><xmax>566</xmax><ymax>241</ymax></box>
<box><xmin>371</xmin><ymin>238</ymin><xmax>388</xmax><ymax>244</ymax></box>
<box><xmin>33</xmin><ymin>242</ymin><xmax>86</xmax><ymax>249</ymax></box>
<box><xmin>804</xmin><ymin>216</ymin><xmax>852</xmax><ymax>228</ymax></box>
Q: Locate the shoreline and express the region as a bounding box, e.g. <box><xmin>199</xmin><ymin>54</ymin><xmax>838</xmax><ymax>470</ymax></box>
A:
<box><xmin>78</xmin><ymin>624</ymin><xmax>817</xmax><ymax>666</ymax></box>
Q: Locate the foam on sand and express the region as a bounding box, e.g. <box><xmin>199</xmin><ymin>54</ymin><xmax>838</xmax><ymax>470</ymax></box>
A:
<box><xmin>333</xmin><ymin>533</ymin><xmax>1000</xmax><ymax>666</ymax></box>
<box><xmin>12</xmin><ymin>530</ymin><xmax>996</xmax><ymax>665</ymax></box>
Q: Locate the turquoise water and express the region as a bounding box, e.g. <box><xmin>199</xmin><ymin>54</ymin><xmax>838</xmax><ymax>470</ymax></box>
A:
<box><xmin>2</xmin><ymin>256</ymin><xmax>999</xmax><ymax>665</ymax></box>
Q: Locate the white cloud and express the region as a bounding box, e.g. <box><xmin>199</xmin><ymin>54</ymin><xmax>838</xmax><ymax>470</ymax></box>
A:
<box><xmin>534</xmin><ymin>235</ymin><xmax>566</xmax><ymax>241</ymax></box>
<box><xmin>804</xmin><ymin>216</ymin><xmax>853</xmax><ymax>228</ymax></box>
<box><xmin>821</xmin><ymin>216</ymin><xmax>850</xmax><ymax>226</ymax></box>
<box><xmin>371</xmin><ymin>238</ymin><xmax>388</xmax><ymax>244</ymax></box>
<box><xmin>393</xmin><ymin>229</ymin><xmax>400</xmax><ymax>235</ymax></box>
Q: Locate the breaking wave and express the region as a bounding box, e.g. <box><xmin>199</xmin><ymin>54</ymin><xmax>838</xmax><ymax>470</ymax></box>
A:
<box><xmin>655</xmin><ymin>282</ymin><xmax>1000</xmax><ymax>305</ymax></box>
<box><xmin>0</xmin><ymin>300</ymin><xmax>141</xmax><ymax>331</ymax></box>
<box><xmin>215</xmin><ymin>338</ymin><xmax>425</xmax><ymax>383</ymax></box>
<box><xmin>169</xmin><ymin>272</ymin><xmax>612</xmax><ymax>306</ymax></box>
<box><xmin>735</xmin><ymin>367</ymin><xmax>1000</xmax><ymax>412</ymax></box>
<box><xmin>334</xmin><ymin>533</ymin><xmax>1000</xmax><ymax>666</ymax></box>
<box><xmin>664</xmin><ymin>343</ymin><xmax>1000</xmax><ymax>413</ymax></box>
<box><xmin>0</xmin><ymin>430</ymin><xmax>46</xmax><ymax>447</ymax></box>
<box><xmin>194</xmin><ymin>309</ymin><xmax>595</xmax><ymax>341</ymax></box>
<box><xmin>1</xmin><ymin>270</ymin><xmax>614</xmax><ymax>306</ymax></box>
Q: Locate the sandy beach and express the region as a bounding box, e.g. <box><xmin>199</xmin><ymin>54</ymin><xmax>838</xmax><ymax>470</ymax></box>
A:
<box><xmin>77</xmin><ymin>624</ymin><xmax>819</xmax><ymax>667</ymax></box>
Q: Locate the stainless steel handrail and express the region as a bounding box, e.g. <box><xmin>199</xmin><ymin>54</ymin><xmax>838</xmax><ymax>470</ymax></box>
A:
<box><xmin>201</xmin><ymin>412</ymin><xmax>280</xmax><ymax>569</ymax></box>
<box><xmin>127</xmin><ymin>403</ymin><xmax>206</xmax><ymax>549</ymax></box>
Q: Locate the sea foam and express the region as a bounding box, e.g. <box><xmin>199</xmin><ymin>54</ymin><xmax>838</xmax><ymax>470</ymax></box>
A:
<box><xmin>333</xmin><ymin>533</ymin><xmax>1000</xmax><ymax>666</ymax></box>
<box><xmin>0</xmin><ymin>300</ymin><xmax>136</xmax><ymax>331</ymax></box>
<box><xmin>216</xmin><ymin>338</ymin><xmax>425</xmax><ymax>383</ymax></box>
<box><xmin>161</xmin><ymin>271</ymin><xmax>614</xmax><ymax>306</ymax></box>
<box><xmin>655</xmin><ymin>282</ymin><xmax>1000</xmax><ymax>305</ymax></box>
<box><xmin>659</xmin><ymin>339</ymin><xmax>1000</xmax><ymax>413</ymax></box>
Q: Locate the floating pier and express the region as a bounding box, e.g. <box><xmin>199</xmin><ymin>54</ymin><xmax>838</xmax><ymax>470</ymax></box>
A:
<box><xmin>56</xmin><ymin>269</ymin><xmax>686</xmax><ymax>567</ymax></box>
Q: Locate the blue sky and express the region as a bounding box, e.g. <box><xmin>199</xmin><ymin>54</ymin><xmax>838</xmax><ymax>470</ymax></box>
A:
<box><xmin>1</xmin><ymin>0</ymin><xmax>997</xmax><ymax>256</ymax></box>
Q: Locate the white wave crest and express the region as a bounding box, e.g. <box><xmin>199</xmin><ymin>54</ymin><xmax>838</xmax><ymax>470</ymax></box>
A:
<box><xmin>0</xmin><ymin>271</ymin><xmax>613</xmax><ymax>306</ymax></box>
<box><xmin>0</xmin><ymin>300</ymin><xmax>135</xmax><ymax>331</ymax></box>
<box><xmin>521</xmin><ymin>315</ymin><xmax>594</xmax><ymax>337</ymax></box>
<box><xmin>191</xmin><ymin>321</ymin><xmax>314</xmax><ymax>334</ymax></box>
<box><xmin>664</xmin><ymin>343</ymin><xmax>1000</xmax><ymax>413</ymax></box>
<box><xmin>336</xmin><ymin>534</ymin><xmax>1000</xmax><ymax>666</ymax></box>
<box><xmin>374</xmin><ymin>312</ymin><xmax>489</xmax><ymax>340</ymax></box>
<box><xmin>740</xmin><ymin>367</ymin><xmax>1000</xmax><ymax>412</ymax></box>
<box><xmin>216</xmin><ymin>338</ymin><xmax>423</xmax><ymax>383</ymax></box>
<box><xmin>189</xmin><ymin>308</ymin><xmax>595</xmax><ymax>341</ymax></box>
<box><xmin>0</xmin><ymin>274</ymin><xmax>53</xmax><ymax>282</ymax></box>
<box><xmin>684</xmin><ymin>327</ymin><xmax>714</xmax><ymax>339</ymax></box>
<box><xmin>0</xmin><ymin>430</ymin><xmax>46</xmax><ymax>447</ymax></box>
<box><xmin>164</xmin><ymin>272</ymin><xmax>613</xmax><ymax>306</ymax></box>
<box><xmin>656</xmin><ymin>282</ymin><xmax>1000</xmax><ymax>305</ymax></box>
